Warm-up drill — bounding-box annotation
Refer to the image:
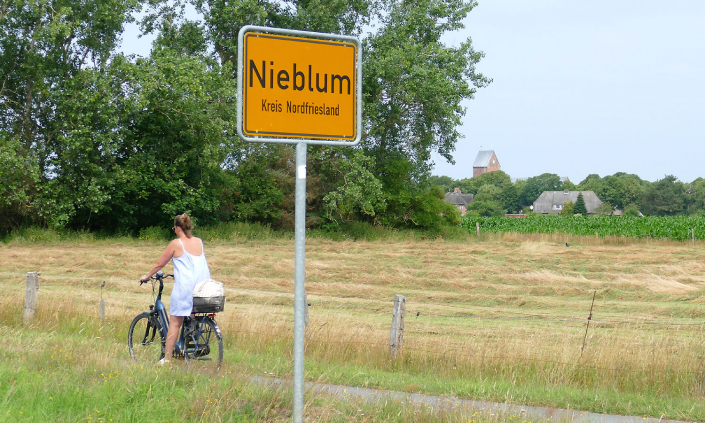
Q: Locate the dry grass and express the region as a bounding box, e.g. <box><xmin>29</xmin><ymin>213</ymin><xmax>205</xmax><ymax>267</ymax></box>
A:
<box><xmin>2</xmin><ymin>235</ymin><xmax>705</xmax><ymax>412</ymax></box>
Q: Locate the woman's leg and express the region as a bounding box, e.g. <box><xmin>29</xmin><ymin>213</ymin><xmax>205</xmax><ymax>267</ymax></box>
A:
<box><xmin>164</xmin><ymin>315</ymin><xmax>184</xmax><ymax>360</ymax></box>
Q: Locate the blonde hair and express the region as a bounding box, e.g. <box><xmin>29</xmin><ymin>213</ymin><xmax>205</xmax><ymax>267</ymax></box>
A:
<box><xmin>174</xmin><ymin>213</ymin><xmax>193</xmax><ymax>237</ymax></box>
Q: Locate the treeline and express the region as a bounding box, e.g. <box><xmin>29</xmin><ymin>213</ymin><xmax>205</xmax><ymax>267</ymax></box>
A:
<box><xmin>0</xmin><ymin>0</ymin><xmax>490</xmax><ymax>234</ymax></box>
<box><xmin>430</xmin><ymin>171</ymin><xmax>705</xmax><ymax>217</ymax></box>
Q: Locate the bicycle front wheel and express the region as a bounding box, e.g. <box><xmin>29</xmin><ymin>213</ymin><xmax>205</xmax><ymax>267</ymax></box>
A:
<box><xmin>128</xmin><ymin>312</ymin><xmax>164</xmax><ymax>364</ymax></box>
<box><xmin>184</xmin><ymin>317</ymin><xmax>223</xmax><ymax>373</ymax></box>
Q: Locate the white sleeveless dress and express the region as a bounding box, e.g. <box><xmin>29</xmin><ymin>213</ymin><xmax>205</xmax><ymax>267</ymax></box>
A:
<box><xmin>170</xmin><ymin>238</ymin><xmax>211</xmax><ymax>316</ymax></box>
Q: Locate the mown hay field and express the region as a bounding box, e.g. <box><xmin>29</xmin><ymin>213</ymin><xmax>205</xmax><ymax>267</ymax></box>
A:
<box><xmin>2</xmin><ymin>233</ymin><xmax>705</xmax><ymax>421</ymax></box>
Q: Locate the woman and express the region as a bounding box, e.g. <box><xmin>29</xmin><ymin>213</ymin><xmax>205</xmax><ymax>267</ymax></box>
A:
<box><xmin>139</xmin><ymin>213</ymin><xmax>210</xmax><ymax>365</ymax></box>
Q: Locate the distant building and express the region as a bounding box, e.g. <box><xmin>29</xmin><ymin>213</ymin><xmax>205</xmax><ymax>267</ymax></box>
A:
<box><xmin>533</xmin><ymin>190</ymin><xmax>603</xmax><ymax>214</ymax></box>
<box><xmin>444</xmin><ymin>188</ymin><xmax>474</xmax><ymax>216</ymax></box>
<box><xmin>473</xmin><ymin>150</ymin><xmax>500</xmax><ymax>178</ymax></box>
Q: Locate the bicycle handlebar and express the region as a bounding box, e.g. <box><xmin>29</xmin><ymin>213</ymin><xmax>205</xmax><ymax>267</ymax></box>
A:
<box><xmin>139</xmin><ymin>272</ymin><xmax>174</xmax><ymax>285</ymax></box>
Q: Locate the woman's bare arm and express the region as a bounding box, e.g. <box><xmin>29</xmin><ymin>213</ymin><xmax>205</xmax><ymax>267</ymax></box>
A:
<box><xmin>140</xmin><ymin>240</ymin><xmax>178</xmax><ymax>281</ymax></box>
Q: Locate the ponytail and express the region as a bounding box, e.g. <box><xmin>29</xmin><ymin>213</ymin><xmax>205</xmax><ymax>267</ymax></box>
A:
<box><xmin>174</xmin><ymin>213</ymin><xmax>193</xmax><ymax>237</ymax></box>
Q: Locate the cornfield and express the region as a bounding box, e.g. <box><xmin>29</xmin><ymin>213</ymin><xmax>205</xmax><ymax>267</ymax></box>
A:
<box><xmin>462</xmin><ymin>215</ymin><xmax>705</xmax><ymax>241</ymax></box>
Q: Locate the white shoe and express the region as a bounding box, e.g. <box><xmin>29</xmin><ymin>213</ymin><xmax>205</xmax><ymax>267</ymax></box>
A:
<box><xmin>157</xmin><ymin>358</ymin><xmax>170</xmax><ymax>366</ymax></box>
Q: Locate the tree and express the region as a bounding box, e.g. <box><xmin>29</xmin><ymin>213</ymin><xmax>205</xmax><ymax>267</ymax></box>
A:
<box><xmin>519</xmin><ymin>173</ymin><xmax>562</xmax><ymax>207</ymax></box>
<box><xmin>461</xmin><ymin>170</ymin><xmax>512</xmax><ymax>194</ymax></box>
<box><xmin>559</xmin><ymin>201</ymin><xmax>574</xmax><ymax>216</ymax></box>
<box><xmin>623</xmin><ymin>204</ymin><xmax>641</xmax><ymax>217</ymax></box>
<box><xmin>684</xmin><ymin>178</ymin><xmax>705</xmax><ymax>215</ymax></box>
<box><xmin>453</xmin><ymin>178</ymin><xmax>475</xmax><ymax>195</ymax></box>
<box><xmin>225</xmin><ymin>145</ymin><xmax>284</xmax><ymax>224</ymax></box>
<box><xmin>574</xmin><ymin>192</ymin><xmax>588</xmax><ymax>215</ymax></box>
<box><xmin>0</xmin><ymin>133</ymin><xmax>40</xmax><ymax>231</ymax></box>
<box><xmin>578</xmin><ymin>174</ymin><xmax>603</xmax><ymax>193</ymax></box>
<box><xmin>475</xmin><ymin>184</ymin><xmax>501</xmax><ymax>202</ymax></box>
<box><xmin>498</xmin><ymin>183</ymin><xmax>520</xmax><ymax>214</ymax></box>
<box><xmin>448</xmin><ymin>170</ymin><xmax>516</xmax><ymax>212</ymax></box>
<box><xmin>428</xmin><ymin>175</ymin><xmax>455</xmax><ymax>193</ymax></box>
<box><xmin>362</xmin><ymin>0</ymin><xmax>491</xmax><ymax>171</ymax></box>
<box><xmin>640</xmin><ymin>175</ymin><xmax>685</xmax><ymax>216</ymax></box>
<box><xmin>467</xmin><ymin>185</ymin><xmax>504</xmax><ymax>216</ymax></box>
<box><xmin>37</xmin><ymin>45</ymin><xmax>239</xmax><ymax>231</ymax></box>
<box><xmin>407</xmin><ymin>185</ymin><xmax>462</xmax><ymax>230</ymax></box>
<box><xmin>514</xmin><ymin>179</ymin><xmax>527</xmax><ymax>202</ymax></box>
<box><xmin>358</xmin><ymin>0</ymin><xmax>490</xmax><ymax>227</ymax></box>
<box><xmin>0</xmin><ymin>0</ymin><xmax>143</xmax><ymax>227</ymax></box>
<box><xmin>193</xmin><ymin>0</ymin><xmax>491</xmax><ymax>230</ymax></box>
<box><xmin>618</xmin><ymin>177</ymin><xmax>645</xmax><ymax>208</ymax></box>
<box><xmin>322</xmin><ymin>151</ymin><xmax>387</xmax><ymax>224</ymax></box>
<box><xmin>598</xmin><ymin>175</ymin><xmax>643</xmax><ymax>209</ymax></box>
<box><xmin>467</xmin><ymin>200</ymin><xmax>504</xmax><ymax>217</ymax></box>
<box><xmin>578</xmin><ymin>172</ymin><xmax>646</xmax><ymax>210</ymax></box>
<box><xmin>1</xmin><ymin>0</ymin><xmax>491</xmax><ymax>232</ymax></box>
<box><xmin>594</xmin><ymin>202</ymin><xmax>614</xmax><ymax>215</ymax></box>
<box><xmin>193</xmin><ymin>0</ymin><xmax>373</xmax><ymax>67</ymax></box>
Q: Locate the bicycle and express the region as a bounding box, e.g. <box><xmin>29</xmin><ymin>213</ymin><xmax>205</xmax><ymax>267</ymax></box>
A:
<box><xmin>128</xmin><ymin>270</ymin><xmax>224</xmax><ymax>372</ymax></box>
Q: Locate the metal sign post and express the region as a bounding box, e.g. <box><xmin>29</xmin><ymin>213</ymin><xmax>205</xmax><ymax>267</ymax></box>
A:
<box><xmin>237</xmin><ymin>25</ymin><xmax>361</xmax><ymax>423</ymax></box>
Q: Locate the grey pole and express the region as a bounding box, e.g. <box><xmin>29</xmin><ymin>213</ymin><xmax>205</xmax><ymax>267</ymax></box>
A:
<box><xmin>293</xmin><ymin>141</ymin><xmax>307</xmax><ymax>422</ymax></box>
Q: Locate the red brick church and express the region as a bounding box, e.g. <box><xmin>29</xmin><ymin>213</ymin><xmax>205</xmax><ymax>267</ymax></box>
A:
<box><xmin>473</xmin><ymin>150</ymin><xmax>501</xmax><ymax>178</ymax></box>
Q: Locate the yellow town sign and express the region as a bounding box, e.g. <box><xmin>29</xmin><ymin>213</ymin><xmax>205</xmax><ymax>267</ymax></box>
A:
<box><xmin>241</xmin><ymin>30</ymin><xmax>359</xmax><ymax>141</ymax></box>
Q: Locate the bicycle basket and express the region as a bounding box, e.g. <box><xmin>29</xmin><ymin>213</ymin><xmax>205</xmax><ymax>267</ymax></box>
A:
<box><xmin>192</xmin><ymin>279</ymin><xmax>226</xmax><ymax>313</ymax></box>
<box><xmin>192</xmin><ymin>296</ymin><xmax>226</xmax><ymax>313</ymax></box>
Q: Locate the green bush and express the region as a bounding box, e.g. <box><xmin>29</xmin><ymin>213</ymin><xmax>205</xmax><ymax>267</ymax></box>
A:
<box><xmin>197</xmin><ymin>221</ymin><xmax>281</xmax><ymax>242</ymax></box>
<box><xmin>623</xmin><ymin>204</ymin><xmax>641</xmax><ymax>217</ymax></box>
<box><xmin>138</xmin><ymin>226</ymin><xmax>170</xmax><ymax>241</ymax></box>
<box><xmin>559</xmin><ymin>201</ymin><xmax>574</xmax><ymax>216</ymax></box>
<box><xmin>308</xmin><ymin>221</ymin><xmax>400</xmax><ymax>241</ymax></box>
<box><xmin>7</xmin><ymin>227</ymin><xmax>62</xmax><ymax>243</ymax></box>
<box><xmin>437</xmin><ymin>224</ymin><xmax>472</xmax><ymax>240</ymax></box>
<box><xmin>467</xmin><ymin>199</ymin><xmax>504</xmax><ymax>217</ymax></box>
<box><xmin>2</xmin><ymin>226</ymin><xmax>99</xmax><ymax>244</ymax></box>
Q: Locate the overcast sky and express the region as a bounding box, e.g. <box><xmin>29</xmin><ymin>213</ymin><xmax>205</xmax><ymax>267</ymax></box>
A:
<box><xmin>119</xmin><ymin>1</ymin><xmax>705</xmax><ymax>184</ymax></box>
<box><xmin>434</xmin><ymin>0</ymin><xmax>705</xmax><ymax>183</ymax></box>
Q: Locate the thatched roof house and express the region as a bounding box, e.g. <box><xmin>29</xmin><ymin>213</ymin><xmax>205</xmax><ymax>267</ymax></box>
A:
<box><xmin>444</xmin><ymin>188</ymin><xmax>474</xmax><ymax>215</ymax></box>
<box><xmin>533</xmin><ymin>190</ymin><xmax>602</xmax><ymax>214</ymax></box>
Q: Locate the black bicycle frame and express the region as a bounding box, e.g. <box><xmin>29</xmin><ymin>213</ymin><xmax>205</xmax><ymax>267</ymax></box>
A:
<box><xmin>148</xmin><ymin>272</ymin><xmax>213</xmax><ymax>357</ymax></box>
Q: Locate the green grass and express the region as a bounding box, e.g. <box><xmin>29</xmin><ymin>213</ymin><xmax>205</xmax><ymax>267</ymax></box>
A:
<box><xmin>223</xmin><ymin>323</ymin><xmax>705</xmax><ymax>421</ymax></box>
<box><xmin>0</xmin><ymin>307</ymin><xmax>569</xmax><ymax>423</ymax></box>
<box><xmin>1</xmin><ymin>221</ymin><xmax>471</xmax><ymax>246</ymax></box>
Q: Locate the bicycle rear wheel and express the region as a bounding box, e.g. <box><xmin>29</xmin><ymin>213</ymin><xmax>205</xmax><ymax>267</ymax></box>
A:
<box><xmin>184</xmin><ymin>317</ymin><xmax>223</xmax><ymax>373</ymax></box>
<box><xmin>128</xmin><ymin>312</ymin><xmax>164</xmax><ymax>364</ymax></box>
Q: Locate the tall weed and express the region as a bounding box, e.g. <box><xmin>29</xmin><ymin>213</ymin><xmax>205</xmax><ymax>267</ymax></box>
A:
<box><xmin>197</xmin><ymin>221</ymin><xmax>284</xmax><ymax>242</ymax></box>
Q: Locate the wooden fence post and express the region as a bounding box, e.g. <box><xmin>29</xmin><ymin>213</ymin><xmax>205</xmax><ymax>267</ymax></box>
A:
<box><xmin>580</xmin><ymin>291</ymin><xmax>596</xmax><ymax>357</ymax></box>
<box><xmin>389</xmin><ymin>294</ymin><xmax>406</xmax><ymax>358</ymax></box>
<box><xmin>100</xmin><ymin>281</ymin><xmax>105</xmax><ymax>321</ymax></box>
<box><xmin>476</xmin><ymin>222</ymin><xmax>480</xmax><ymax>236</ymax></box>
<box><xmin>692</xmin><ymin>228</ymin><xmax>695</xmax><ymax>246</ymax></box>
<box><xmin>23</xmin><ymin>272</ymin><xmax>39</xmax><ymax>324</ymax></box>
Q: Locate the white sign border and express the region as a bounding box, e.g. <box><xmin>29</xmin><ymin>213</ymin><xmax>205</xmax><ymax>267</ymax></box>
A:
<box><xmin>237</xmin><ymin>25</ymin><xmax>362</xmax><ymax>146</ymax></box>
